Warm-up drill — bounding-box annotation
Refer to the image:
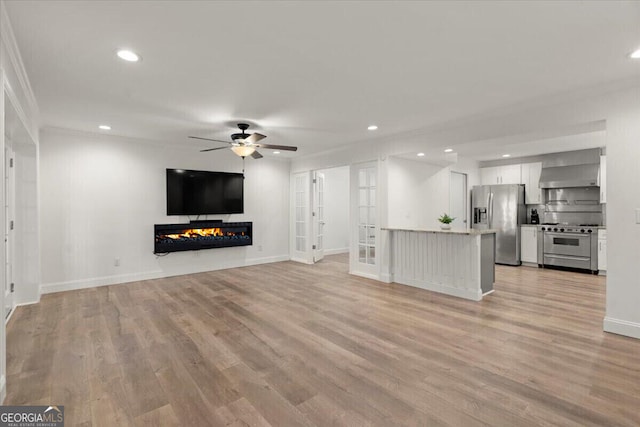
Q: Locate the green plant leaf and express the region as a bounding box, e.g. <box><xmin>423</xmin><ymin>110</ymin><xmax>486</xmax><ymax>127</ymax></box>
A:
<box><xmin>438</xmin><ymin>213</ymin><xmax>456</xmax><ymax>224</ymax></box>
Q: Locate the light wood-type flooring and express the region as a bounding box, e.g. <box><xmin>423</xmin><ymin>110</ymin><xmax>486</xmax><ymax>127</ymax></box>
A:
<box><xmin>6</xmin><ymin>254</ymin><xmax>640</xmax><ymax>426</ymax></box>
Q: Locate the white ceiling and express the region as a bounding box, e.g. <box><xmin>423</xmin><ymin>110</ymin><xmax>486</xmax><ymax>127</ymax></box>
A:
<box><xmin>5</xmin><ymin>1</ymin><xmax>640</xmax><ymax>159</ymax></box>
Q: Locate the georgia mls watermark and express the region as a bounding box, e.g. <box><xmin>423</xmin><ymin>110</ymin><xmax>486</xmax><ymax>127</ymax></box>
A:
<box><xmin>0</xmin><ymin>406</ymin><xmax>64</xmax><ymax>427</ymax></box>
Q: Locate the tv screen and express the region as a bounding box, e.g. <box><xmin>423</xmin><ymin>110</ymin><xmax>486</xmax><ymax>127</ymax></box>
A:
<box><xmin>166</xmin><ymin>169</ymin><xmax>244</xmax><ymax>215</ymax></box>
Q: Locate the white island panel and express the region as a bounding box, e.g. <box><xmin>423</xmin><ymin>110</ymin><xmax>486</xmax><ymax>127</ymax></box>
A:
<box><xmin>384</xmin><ymin>228</ymin><xmax>496</xmax><ymax>301</ymax></box>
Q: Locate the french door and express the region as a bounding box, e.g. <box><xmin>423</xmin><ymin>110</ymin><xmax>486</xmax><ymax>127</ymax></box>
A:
<box><xmin>312</xmin><ymin>171</ymin><xmax>325</xmax><ymax>263</ymax></box>
<box><xmin>350</xmin><ymin>162</ymin><xmax>377</xmax><ymax>278</ymax></box>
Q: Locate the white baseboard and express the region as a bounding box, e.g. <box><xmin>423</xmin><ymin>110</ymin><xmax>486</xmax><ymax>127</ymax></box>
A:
<box><xmin>290</xmin><ymin>256</ymin><xmax>313</xmax><ymax>265</ymax></box>
<box><xmin>603</xmin><ymin>316</ymin><xmax>640</xmax><ymax>340</ymax></box>
<box><xmin>379</xmin><ymin>272</ymin><xmax>393</xmax><ymax>283</ymax></box>
<box><xmin>324</xmin><ymin>247</ymin><xmax>349</xmax><ymax>256</ymax></box>
<box><xmin>41</xmin><ymin>270</ymin><xmax>164</xmax><ymax>294</ymax></box>
<box><xmin>40</xmin><ymin>255</ymin><xmax>290</xmax><ymax>295</ymax></box>
<box><xmin>349</xmin><ymin>270</ymin><xmax>380</xmax><ymax>281</ymax></box>
<box><xmin>393</xmin><ymin>275</ymin><xmax>483</xmax><ymax>301</ymax></box>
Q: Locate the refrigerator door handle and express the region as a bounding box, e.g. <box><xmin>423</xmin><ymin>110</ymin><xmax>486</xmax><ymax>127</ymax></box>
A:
<box><xmin>488</xmin><ymin>192</ymin><xmax>494</xmax><ymax>227</ymax></box>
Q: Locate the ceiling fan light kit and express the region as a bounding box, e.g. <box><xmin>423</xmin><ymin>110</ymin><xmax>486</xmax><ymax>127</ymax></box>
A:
<box><xmin>231</xmin><ymin>145</ymin><xmax>256</xmax><ymax>157</ymax></box>
<box><xmin>189</xmin><ymin>123</ymin><xmax>298</xmax><ymax>159</ymax></box>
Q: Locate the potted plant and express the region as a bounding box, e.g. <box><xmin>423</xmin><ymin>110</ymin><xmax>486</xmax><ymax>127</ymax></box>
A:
<box><xmin>438</xmin><ymin>213</ymin><xmax>455</xmax><ymax>230</ymax></box>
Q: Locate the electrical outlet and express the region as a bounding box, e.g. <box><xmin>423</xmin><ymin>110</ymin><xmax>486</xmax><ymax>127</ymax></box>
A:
<box><xmin>114</xmin><ymin>257</ymin><xmax>120</xmax><ymax>267</ymax></box>
<box><xmin>258</xmin><ymin>245</ymin><xmax>263</xmax><ymax>252</ymax></box>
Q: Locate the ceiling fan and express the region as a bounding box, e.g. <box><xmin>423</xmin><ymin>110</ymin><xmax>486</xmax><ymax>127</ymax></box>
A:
<box><xmin>189</xmin><ymin>123</ymin><xmax>298</xmax><ymax>159</ymax></box>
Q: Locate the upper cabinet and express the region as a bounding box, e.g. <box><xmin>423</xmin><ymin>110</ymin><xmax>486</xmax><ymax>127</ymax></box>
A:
<box><xmin>480</xmin><ymin>164</ymin><xmax>522</xmax><ymax>185</ymax></box>
<box><xmin>521</xmin><ymin>162</ymin><xmax>543</xmax><ymax>205</ymax></box>
<box><xmin>480</xmin><ymin>162</ymin><xmax>541</xmax><ymax>204</ymax></box>
<box><xmin>599</xmin><ymin>155</ymin><xmax>606</xmax><ymax>204</ymax></box>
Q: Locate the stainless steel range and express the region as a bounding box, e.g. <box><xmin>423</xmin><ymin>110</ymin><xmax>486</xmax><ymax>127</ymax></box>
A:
<box><xmin>537</xmin><ymin>224</ymin><xmax>598</xmax><ymax>274</ymax></box>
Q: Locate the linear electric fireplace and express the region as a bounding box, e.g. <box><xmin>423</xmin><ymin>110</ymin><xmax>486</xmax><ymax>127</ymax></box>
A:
<box><xmin>154</xmin><ymin>221</ymin><xmax>252</xmax><ymax>253</ymax></box>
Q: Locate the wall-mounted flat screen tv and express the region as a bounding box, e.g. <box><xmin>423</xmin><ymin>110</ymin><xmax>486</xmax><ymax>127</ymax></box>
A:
<box><xmin>166</xmin><ymin>169</ymin><xmax>244</xmax><ymax>215</ymax></box>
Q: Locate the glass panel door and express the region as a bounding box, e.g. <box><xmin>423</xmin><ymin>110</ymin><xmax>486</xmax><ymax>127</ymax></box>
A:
<box><xmin>357</xmin><ymin>166</ymin><xmax>376</xmax><ymax>265</ymax></box>
<box><xmin>294</xmin><ymin>174</ymin><xmax>307</xmax><ymax>253</ymax></box>
<box><xmin>312</xmin><ymin>171</ymin><xmax>325</xmax><ymax>263</ymax></box>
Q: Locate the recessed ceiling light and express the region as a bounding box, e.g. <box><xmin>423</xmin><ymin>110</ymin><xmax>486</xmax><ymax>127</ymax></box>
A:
<box><xmin>367</xmin><ymin>125</ymin><xmax>378</xmax><ymax>131</ymax></box>
<box><xmin>444</xmin><ymin>148</ymin><xmax>453</xmax><ymax>153</ymax></box>
<box><xmin>273</xmin><ymin>151</ymin><xmax>281</xmax><ymax>154</ymax></box>
<box><xmin>117</xmin><ymin>49</ymin><xmax>140</xmax><ymax>62</ymax></box>
<box><xmin>417</xmin><ymin>152</ymin><xmax>425</xmax><ymax>157</ymax></box>
<box><xmin>630</xmin><ymin>49</ymin><xmax>640</xmax><ymax>59</ymax></box>
<box><xmin>98</xmin><ymin>125</ymin><xmax>111</xmax><ymax>130</ymax></box>
<box><xmin>502</xmin><ymin>154</ymin><xmax>511</xmax><ymax>158</ymax></box>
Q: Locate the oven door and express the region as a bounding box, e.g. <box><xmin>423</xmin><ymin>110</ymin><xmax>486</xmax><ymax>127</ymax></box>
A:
<box><xmin>543</xmin><ymin>232</ymin><xmax>592</xmax><ymax>269</ymax></box>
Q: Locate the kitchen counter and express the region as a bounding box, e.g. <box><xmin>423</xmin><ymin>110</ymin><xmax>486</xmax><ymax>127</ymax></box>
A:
<box><xmin>383</xmin><ymin>228</ymin><xmax>495</xmax><ymax>301</ymax></box>
<box><xmin>382</xmin><ymin>227</ymin><xmax>496</xmax><ymax>235</ymax></box>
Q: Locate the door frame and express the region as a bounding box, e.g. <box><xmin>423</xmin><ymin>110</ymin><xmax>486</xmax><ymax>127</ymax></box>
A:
<box><xmin>3</xmin><ymin>143</ymin><xmax>14</xmax><ymax>320</ymax></box>
<box><xmin>450</xmin><ymin>171</ymin><xmax>468</xmax><ymax>229</ymax></box>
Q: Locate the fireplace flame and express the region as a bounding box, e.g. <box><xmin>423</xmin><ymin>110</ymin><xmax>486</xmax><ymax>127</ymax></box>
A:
<box><xmin>161</xmin><ymin>227</ymin><xmax>245</xmax><ymax>240</ymax></box>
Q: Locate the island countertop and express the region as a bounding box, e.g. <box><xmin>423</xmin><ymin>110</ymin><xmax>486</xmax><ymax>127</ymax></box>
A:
<box><xmin>381</xmin><ymin>227</ymin><xmax>497</xmax><ymax>235</ymax></box>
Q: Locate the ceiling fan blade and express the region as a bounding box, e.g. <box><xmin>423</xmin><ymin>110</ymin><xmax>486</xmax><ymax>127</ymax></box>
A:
<box><xmin>200</xmin><ymin>146</ymin><xmax>229</xmax><ymax>152</ymax></box>
<box><xmin>189</xmin><ymin>136</ymin><xmax>232</xmax><ymax>144</ymax></box>
<box><xmin>254</xmin><ymin>143</ymin><xmax>298</xmax><ymax>152</ymax></box>
<box><xmin>251</xmin><ymin>150</ymin><xmax>264</xmax><ymax>159</ymax></box>
<box><xmin>244</xmin><ymin>132</ymin><xmax>266</xmax><ymax>144</ymax></box>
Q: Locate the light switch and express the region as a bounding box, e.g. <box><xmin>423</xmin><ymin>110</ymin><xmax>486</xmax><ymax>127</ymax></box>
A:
<box><xmin>636</xmin><ymin>208</ymin><xmax>640</xmax><ymax>224</ymax></box>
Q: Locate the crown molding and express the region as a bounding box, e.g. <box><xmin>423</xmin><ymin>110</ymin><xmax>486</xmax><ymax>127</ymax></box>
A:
<box><xmin>0</xmin><ymin>1</ymin><xmax>40</xmax><ymax>127</ymax></box>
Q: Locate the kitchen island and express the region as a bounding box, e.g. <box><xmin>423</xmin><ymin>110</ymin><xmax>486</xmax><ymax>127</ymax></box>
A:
<box><xmin>382</xmin><ymin>227</ymin><xmax>496</xmax><ymax>301</ymax></box>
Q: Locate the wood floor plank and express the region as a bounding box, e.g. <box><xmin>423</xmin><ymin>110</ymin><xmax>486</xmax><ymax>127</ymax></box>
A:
<box><xmin>133</xmin><ymin>404</ymin><xmax>180</xmax><ymax>427</ymax></box>
<box><xmin>6</xmin><ymin>254</ymin><xmax>640</xmax><ymax>426</ymax></box>
<box><xmin>221</xmin><ymin>363</ymin><xmax>315</xmax><ymax>427</ymax></box>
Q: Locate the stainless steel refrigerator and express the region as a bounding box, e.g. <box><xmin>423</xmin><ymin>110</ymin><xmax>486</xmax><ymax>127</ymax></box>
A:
<box><xmin>471</xmin><ymin>184</ymin><xmax>525</xmax><ymax>265</ymax></box>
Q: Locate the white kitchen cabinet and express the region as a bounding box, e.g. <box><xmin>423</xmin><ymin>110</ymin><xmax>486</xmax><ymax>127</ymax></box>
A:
<box><xmin>521</xmin><ymin>162</ymin><xmax>543</xmax><ymax>204</ymax></box>
<box><xmin>598</xmin><ymin>229</ymin><xmax>607</xmax><ymax>272</ymax></box>
<box><xmin>501</xmin><ymin>164</ymin><xmax>522</xmax><ymax>184</ymax></box>
<box><xmin>480</xmin><ymin>164</ymin><xmax>522</xmax><ymax>185</ymax></box>
<box><xmin>480</xmin><ymin>167</ymin><xmax>500</xmax><ymax>185</ymax></box>
<box><xmin>599</xmin><ymin>155</ymin><xmax>606</xmax><ymax>204</ymax></box>
<box><xmin>520</xmin><ymin>225</ymin><xmax>538</xmax><ymax>264</ymax></box>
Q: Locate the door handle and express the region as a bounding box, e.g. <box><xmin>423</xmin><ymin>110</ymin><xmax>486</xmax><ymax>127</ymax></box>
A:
<box><xmin>488</xmin><ymin>192</ymin><xmax>494</xmax><ymax>227</ymax></box>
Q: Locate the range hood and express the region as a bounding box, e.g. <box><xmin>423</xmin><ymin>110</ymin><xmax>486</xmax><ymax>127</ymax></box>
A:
<box><xmin>539</xmin><ymin>163</ymin><xmax>600</xmax><ymax>188</ymax></box>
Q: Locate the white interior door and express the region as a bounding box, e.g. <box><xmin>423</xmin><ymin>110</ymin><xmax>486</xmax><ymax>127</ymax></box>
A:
<box><xmin>312</xmin><ymin>171</ymin><xmax>325</xmax><ymax>263</ymax></box>
<box><xmin>350</xmin><ymin>163</ymin><xmax>378</xmax><ymax>278</ymax></box>
<box><xmin>291</xmin><ymin>172</ymin><xmax>312</xmax><ymax>263</ymax></box>
<box><xmin>450</xmin><ymin>171</ymin><xmax>468</xmax><ymax>229</ymax></box>
<box><xmin>4</xmin><ymin>146</ymin><xmax>14</xmax><ymax>319</ymax></box>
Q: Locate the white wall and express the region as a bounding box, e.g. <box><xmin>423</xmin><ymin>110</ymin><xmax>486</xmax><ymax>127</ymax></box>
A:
<box><xmin>387</xmin><ymin>156</ymin><xmax>479</xmax><ymax>229</ymax></box>
<box><xmin>13</xmin><ymin>143</ymin><xmax>39</xmax><ymax>304</ymax></box>
<box><xmin>387</xmin><ymin>157</ymin><xmax>443</xmax><ymax>228</ymax></box>
<box><xmin>39</xmin><ymin>128</ymin><xmax>291</xmax><ymax>293</ymax></box>
<box><xmin>603</xmin><ymin>88</ymin><xmax>640</xmax><ymax>339</ymax></box>
<box><xmin>317</xmin><ymin>166</ymin><xmax>349</xmax><ymax>254</ymax></box>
